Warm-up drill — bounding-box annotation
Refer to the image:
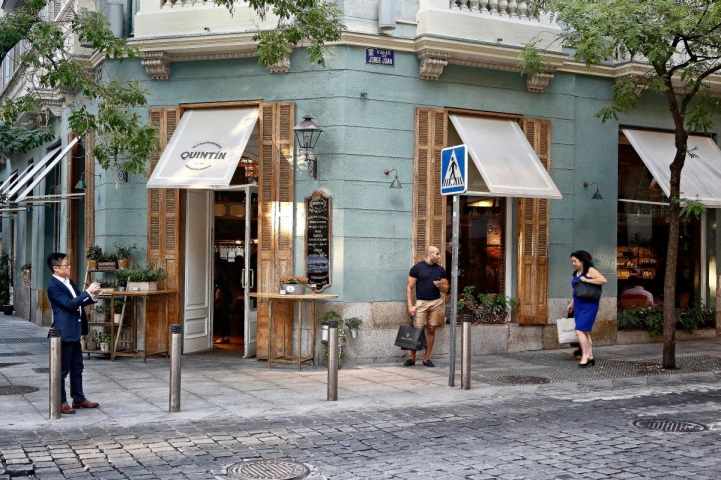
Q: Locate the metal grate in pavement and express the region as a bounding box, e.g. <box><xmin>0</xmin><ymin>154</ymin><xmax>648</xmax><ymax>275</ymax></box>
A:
<box><xmin>0</xmin><ymin>362</ymin><xmax>24</xmax><ymax>368</ymax></box>
<box><xmin>0</xmin><ymin>351</ymin><xmax>32</xmax><ymax>357</ymax></box>
<box><xmin>472</xmin><ymin>353</ymin><xmax>721</xmax><ymax>386</ymax></box>
<box><xmin>0</xmin><ymin>337</ymin><xmax>49</xmax><ymax>344</ymax></box>
<box><xmin>633</xmin><ymin>419</ymin><xmax>707</xmax><ymax>432</ymax></box>
<box><xmin>0</xmin><ymin>386</ymin><xmax>39</xmax><ymax>395</ymax></box>
<box><xmin>226</xmin><ymin>460</ymin><xmax>310</xmax><ymax>480</ymax></box>
<box><xmin>33</xmin><ymin>367</ymin><xmax>49</xmax><ymax>373</ymax></box>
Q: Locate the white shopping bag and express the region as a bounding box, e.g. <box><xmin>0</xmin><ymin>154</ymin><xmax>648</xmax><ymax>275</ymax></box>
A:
<box><xmin>556</xmin><ymin>317</ymin><xmax>577</xmax><ymax>344</ymax></box>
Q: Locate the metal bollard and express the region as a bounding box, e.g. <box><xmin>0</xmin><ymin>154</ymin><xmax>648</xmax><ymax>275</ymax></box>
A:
<box><xmin>48</xmin><ymin>328</ymin><xmax>62</xmax><ymax>419</ymax></box>
<box><xmin>327</xmin><ymin>320</ymin><xmax>338</xmax><ymax>401</ymax></box>
<box><xmin>169</xmin><ymin>324</ymin><xmax>182</xmax><ymax>412</ymax></box>
<box><xmin>461</xmin><ymin>315</ymin><xmax>471</xmax><ymax>390</ymax></box>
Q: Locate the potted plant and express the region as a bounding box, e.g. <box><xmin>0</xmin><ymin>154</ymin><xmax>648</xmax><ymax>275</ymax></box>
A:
<box><xmin>85</xmin><ymin>331</ymin><xmax>98</xmax><ymax>351</ymax></box>
<box><xmin>279</xmin><ymin>275</ymin><xmax>308</xmax><ymax>295</ymax></box>
<box><xmin>93</xmin><ymin>303</ymin><xmax>111</xmax><ymax>323</ymax></box>
<box><xmin>115</xmin><ymin>268</ymin><xmax>130</xmax><ymax>291</ymax></box>
<box><xmin>345</xmin><ymin>317</ymin><xmax>363</xmax><ymax>338</ymax></box>
<box><xmin>114</xmin><ymin>242</ymin><xmax>137</xmax><ymax>269</ymax></box>
<box><xmin>99</xmin><ymin>279</ymin><xmax>116</xmax><ymax>295</ymax></box>
<box><xmin>318</xmin><ymin>310</ymin><xmax>347</xmax><ymax>366</ymax></box>
<box><xmin>97</xmin><ymin>252</ymin><xmax>118</xmax><ymax>271</ymax></box>
<box><xmin>126</xmin><ymin>263</ymin><xmax>167</xmax><ymax>291</ymax></box>
<box><xmin>318</xmin><ymin>310</ymin><xmax>342</xmax><ymax>342</ymax></box>
<box><xmin>0</xmin><ymin>250</ymin><xmax>12</xmax><ymax>315</ymax></box>
<box><xmin>86</xmin><ymin>245</ymin><xmax>102</xmax><ymax>270</ymax></box>
<box><xmin>113</xmin><ymin>297</ymin><xmax>125</xmax><ymax>325</ymax></box>
<box><xmin>476</xmin><ymin>293</ymin><xmax>518</xmax><ymax>324</ymax></box>
<box><xmin>98</xmin><ymin>332</ymin><xmax>111</xmax><ymax>353</ymax></box>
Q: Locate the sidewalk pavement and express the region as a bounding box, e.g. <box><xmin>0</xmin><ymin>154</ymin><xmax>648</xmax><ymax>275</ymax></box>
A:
<box><xmin>1</xmin><ymin>314</ymin><xmax>721</xmax><ymax>431</ymax></box>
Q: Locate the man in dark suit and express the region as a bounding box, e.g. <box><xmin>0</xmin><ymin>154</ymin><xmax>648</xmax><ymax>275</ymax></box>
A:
<box><xmin>46</xmin><ymin>252</ymin><xmax>101</xmax><ymax>414</ymax></box>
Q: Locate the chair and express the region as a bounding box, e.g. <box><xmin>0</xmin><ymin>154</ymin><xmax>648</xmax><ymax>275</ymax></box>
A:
<box><xmin>620</xmin><ymin>293</ymin><xmax>651</xmax><ymax>309</ymax></box>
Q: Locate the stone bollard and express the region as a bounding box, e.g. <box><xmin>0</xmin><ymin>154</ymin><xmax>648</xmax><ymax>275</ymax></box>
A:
<box><xmin>461</xmin><ymin>315</ymin><xmax>471</xmax><ymax>390</ymax></box>
<box><xmin>48</xmin><ymin>328</ymin><xmax>62</xmax><ymax>419</ymax></box>
<box><xmin>327</xmin><ymin>320</ymin><xmax>338</xmax><ymax>401</ymax></box>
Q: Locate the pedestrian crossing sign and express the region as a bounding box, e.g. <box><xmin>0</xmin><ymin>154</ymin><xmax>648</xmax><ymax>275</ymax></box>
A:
<box><xmin>440</xmin><ymin>144</ymin><xmax>468</xmax><ymax>195</ymax></box>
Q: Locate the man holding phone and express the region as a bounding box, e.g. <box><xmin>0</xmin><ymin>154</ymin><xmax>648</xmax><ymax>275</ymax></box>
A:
<box><xmin>405</xmin><ymin>245</ymin><xmax>449</xmax><ymax>367</ymax></box>
<box><xmin>46</xmin><ymin>252</ymin><xmax>101</xmax><ymax>414</ymax></box>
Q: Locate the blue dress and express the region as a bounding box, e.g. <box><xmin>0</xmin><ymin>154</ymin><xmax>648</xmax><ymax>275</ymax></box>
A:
<box><xmin>572</xmin><ymin>273</ymin><xmax>600</xmax><ymax>332</ymax></box>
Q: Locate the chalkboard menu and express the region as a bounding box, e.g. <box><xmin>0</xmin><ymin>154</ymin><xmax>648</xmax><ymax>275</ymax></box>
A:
<box><xmin>305</xmin><ymin>190</ymin><xmax>332</xmax><ymax>292</ymax></box>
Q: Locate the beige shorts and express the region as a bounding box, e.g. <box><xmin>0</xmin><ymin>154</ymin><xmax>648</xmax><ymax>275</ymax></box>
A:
<box><xmin>414</xmin><ymin>298</ymin><xmax>445</xmax><ymax>328</ymax></box>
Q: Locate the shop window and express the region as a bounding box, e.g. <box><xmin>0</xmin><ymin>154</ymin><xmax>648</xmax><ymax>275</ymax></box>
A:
<box><xmin>446</xmin><ymin>196</ymin><xmax>506</xmax><ymax>295</ymax></box>
<box><xmin>617</xmin><ymin>143</ymin><xmax>701</xmax><ymax>309</ymax></box>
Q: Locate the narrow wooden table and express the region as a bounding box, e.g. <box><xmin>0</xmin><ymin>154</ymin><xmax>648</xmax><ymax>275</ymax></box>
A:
<box><xmin>250</xmin><ymin>292</ymin><xmax>338</xmax><ymax>370</ymax></box>
<box><xmin>107</xmin><ymin>290</ymin><xmax>176</xmax><ymax>362</ymax></box>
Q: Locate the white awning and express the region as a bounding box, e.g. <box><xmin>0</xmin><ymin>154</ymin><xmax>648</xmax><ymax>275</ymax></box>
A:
<box><xmin>15</xmin><ymin>138</ymin><xmax>79</xmax><ymax>202</ymax></box>
<box><xmin>3</xmin><ymin>162</ymin><xmax>35</xmax><ymax>197</ymax></box>
<box><xmin>0</xmin><ymin>169</ymin><xmax>18</xmax><ymax>193</ymax></box>
<box><xmin>5</xmin><ymin>146</ymin><xmax>63</xmax><ymax>200</ymax></box>
<box><xmin>449</xmin><ymin>114</ymin><xmax>562</xmax><ymax>199</ymax></box>
<box><xmin>147</xmin><ymin>107</ymin><xmax>259</xmax><ymax>189</ymax></box>
<box><xmin>622</xmin><ymin>129</ymin><xmax>721</xmax><ymax>207</ymax></box>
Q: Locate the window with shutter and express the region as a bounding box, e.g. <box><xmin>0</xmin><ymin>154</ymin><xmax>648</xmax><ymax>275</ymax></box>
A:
<box><xmin>516</xmin><ymin>118</ymin><xmax>551</xmax><ymax>324</ymax></box>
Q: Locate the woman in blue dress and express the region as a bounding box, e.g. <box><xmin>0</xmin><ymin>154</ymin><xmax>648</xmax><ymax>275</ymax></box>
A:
<box><xmin>566</xmin><ymin>250</ymin><xmax>607</xmax><ymax>367</ymax></box>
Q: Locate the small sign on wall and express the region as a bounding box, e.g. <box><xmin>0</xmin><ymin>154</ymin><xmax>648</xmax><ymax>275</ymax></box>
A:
<box><xmin>366</xmin><ymin>48</ymin><xmax>395</xmax><ymax>66</ymax></box>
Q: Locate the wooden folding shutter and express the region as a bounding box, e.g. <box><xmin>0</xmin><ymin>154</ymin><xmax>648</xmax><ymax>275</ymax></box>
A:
<box><xmin>516</xmin><ymin>118</ymin><xmax>551</xmax><ymax>324</ymax></box>
<box><xmin>256</xmin><ymin>102</ymin><xmax>295</xmax><ymax>359</ymax></box>
<box><xmin>83</xmin><ymin>131</ymin><xmax>95</xmax><ymax>255</ymax></box>
<box><xmin>413</xmin><ymin>108</ymin><xmax>446</xmax><ymax>264</ymax></box>
<box><xmin>146</xmin><ymin>107</ymin><xmax>182</xmax><ymax>350</ymax></box>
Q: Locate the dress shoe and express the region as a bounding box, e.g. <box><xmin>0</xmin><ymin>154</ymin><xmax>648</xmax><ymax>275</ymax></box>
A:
<box><xmin>579</xmin><ymin>358</ymin><xmax>596</xmax><ymax>368</ymax></box>
<box><xmin>72</xmin><ymin>399</ymin><xmax>99</xmax><ymax>409</ymax></box>
<box><xmin>423</xmin><ymin>360</ymin><xmax>435</xmax><ymax>367</ymax></box>
<box><xmin>403</xmin><ymin>359</ymin><xmax>415</xmax><ymax>367</ymax></box>
<box><xmin>61</xmin><ymin>402</ymin><xmax>76</xmax><ymax>414</ymax></box>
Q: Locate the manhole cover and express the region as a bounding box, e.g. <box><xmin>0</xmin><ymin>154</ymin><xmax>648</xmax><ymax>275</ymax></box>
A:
<box><xmin>0</xmin><ymin>362</ymin><xmax>24</xmax><ymax>368</ymax></box>
<box><xmin>226</xmin><ymin>460</ymin><xmax>310</xmax><ymax>480</ymax></box>
<box><xmin>33</xmin><ymin>367</ymin><xmax>50</xmax><ymax>373</ymax></box>
<box><xmin>634</xmin><ymin>419</ymin><xmax>707</xmax><ymax>432</ymax></box>
<box><xmin>0</xmin><ymin>385</ymin><xmax>39</xmax><ymax>396</ymax></box>
<box><xmin>497</xmin><ymin>375</ymin><xmax>549</xmax><ymax>385</ymax></box>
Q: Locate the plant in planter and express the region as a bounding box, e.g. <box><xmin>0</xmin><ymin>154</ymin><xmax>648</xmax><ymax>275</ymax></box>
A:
<box><xmin>455</xmin><ymin>285</ymin><xmax>478</xmax><ymax>324</ymax></box>
<box><xmin>114</xmin><ymin>242</ymin><xmax>137</xmax><ymax>269</ymax></box>
<box><xmin>97</xmin><ymin>332</ymin><xmax>111</xmax><ymax>353</ymax></box>
<box><xmin>93</xmin><ymin>303</ymin><xmax>111</xmax><ymax>323</ymax></box>
<box><xmin>115</xmin><ymin>268</ymin><xmax>130</xmax><ymax>291</ymax></box>
<box><xmin>126</xmin><ymin>263</ymin><xmax>167</xmax><ymax>291</ymax></box>
<box><xmin>97</xmin><ymin>252</ymin><xmax>118</xmax><ymax>271</ymax></box>
<box><xmin>98</xmin><ymin>279</ymin><xmax>116</xmax><ymax>294</ymax></box>
<box><xmin>85</xmin><ymin>331</ymin><xmax>99</xmax><ymax>351</ymax></box>
<box><xmin>345</xmin><ymin>317</ymin><xmax>363</xmax><ymax>338</ymax></box>
<box><xmin>113</xmin><ymin>298</ymin><xmax>126</xmax><ymax>324</ymax></box>
<box><xmin>318</xmin><ymin>310</ymin><xmax>347</xmax><ymax>366</ymax></box>
<box><xmin>279</xmin><ymin>275</ymin><xmax>308</xmax><ymax>294</ymax></box>
<box><xmin>0</xmin><ymin>250</ymin><xmax>12</xmax><ymax>314</ymax></box>
<box><xmin>86</xmin><ymin>245</ymin><xmax>102</xmax><ymax>269</ymax></box>
<box><xmin>318</xmin><ymin>310</ymin><xmax>342</xmax><ymax>341</ymax></box>
<box><xmin>476</xmin><ymin>293</ymin><xmax>518</xmax><ymax>324</ymax></box>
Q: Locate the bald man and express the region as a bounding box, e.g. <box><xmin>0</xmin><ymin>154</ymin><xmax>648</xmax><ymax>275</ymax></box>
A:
<box><xmin>405</xmin><ymin>246</ymin><xmax>449</xmax><ymax>367</ymax></box>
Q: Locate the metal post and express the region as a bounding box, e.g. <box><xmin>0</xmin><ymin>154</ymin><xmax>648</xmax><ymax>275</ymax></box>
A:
<box><xmin>449</xmin><ymin>194</ymin><xmax>460</xmax><ymax>387</ymax></box>
<box><xmin>48</xmin><ymin>328</ymin><xmax>61</xmax><ymax>419</ymax></box>
<box><xmin>327</xmin><ymin>319</ymin><xmax>338</xmax><ymax>401</ymax></box>
<box><xmin>169</xmin><ymin>324</ymin><xmax>182</xmax><ymax>412</ymax></box>
<box><xmin>461</xmin><ymin>315</ymin><xmax>471</xmax><ymax>390</ymax></box>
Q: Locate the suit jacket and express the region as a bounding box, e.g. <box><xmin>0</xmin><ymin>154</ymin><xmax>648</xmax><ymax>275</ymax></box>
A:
<box><xmin>47</xmin><ymin>276</ymin><xmax>97</xmax><ymax>342</ymax></box>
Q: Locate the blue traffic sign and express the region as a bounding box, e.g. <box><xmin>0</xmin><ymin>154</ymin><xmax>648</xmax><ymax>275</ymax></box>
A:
<box><xmin>440</xmin><ymin>145</ymin><xmax>468</xmax><ymax>195</ymax></box>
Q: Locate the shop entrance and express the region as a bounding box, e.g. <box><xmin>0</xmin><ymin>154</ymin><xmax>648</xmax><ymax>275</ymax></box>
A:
<box><xmin>213</xmin><ymin>185</ymin><xmax>258</xmax><ymax>357</ymax></box>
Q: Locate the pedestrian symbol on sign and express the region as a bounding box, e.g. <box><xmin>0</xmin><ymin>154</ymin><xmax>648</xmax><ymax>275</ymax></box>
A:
<box><xmin>440</xmin><ymin>145</ymin><xmax>468</xmax><ymax>195</ymax></box>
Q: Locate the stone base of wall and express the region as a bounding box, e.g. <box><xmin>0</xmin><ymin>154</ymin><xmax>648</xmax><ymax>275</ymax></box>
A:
<box><xmin>616</xmin><ymin>328</ymin><xmax>717</xmax><ymax>345</ymax></box>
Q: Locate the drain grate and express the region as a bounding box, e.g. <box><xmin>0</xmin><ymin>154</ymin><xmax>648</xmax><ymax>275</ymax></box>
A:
<box><xmin>0</xmin><ymin>386</ymin><xmax>39</xmax><ymax>396</ymax></box>
<box><xmin>0</xmin><ymin>352</ymin><xmax>31</xmax><ymax>357</ymax></box>
<box><xmin>0</xmin><ymin>337</ymin><xmax>49</xmax><ymax>345</ymax></box>
<box><xmin>0</xmin><ymin>362</ymin><xmax>24</xmax><ymax>368</ymax></box>
<box><xmin>633</xmin><ymin>419</ymin><xmax>707</xmax><ymax>432</ymax></box>
<box><xmin>33</xmin><ymin>367</ymin><xmax>50</xmax><ymax>373</ymax></box>
<box><xmin>497</xmin><ymin>375</ymin><xmax>549</xmax><ymax>385</ymax></box>
<box><xmin>226</xmin><ymin>460</ymin><xmax>310</xmax><ymax>480</ymax></box>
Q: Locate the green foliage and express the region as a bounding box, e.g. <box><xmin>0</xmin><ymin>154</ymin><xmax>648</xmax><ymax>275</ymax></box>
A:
<box><xmin>127</xmin><ymin>263</ymin><xmax>167</xmax><ymax>282</ymax></box>
<box><xmin>344</xmin><ymin>317</ymin><xmax>363</xmax><ymax>330</ymax></box>
<box><xmin>98</xmin><ymin>252</ymin><xmax>118</xmax><ymax>263</ymax></box>
<box><xmin>0</xmin><ymin>249</ymin><xmax>11</xmax><ymax>305</ymax></box>
<box><xmin>617</xmin><ymin>302</ymin><xmax>714</xmax><ymax>335</ymax></box>
<box><xmin>86</xmin><ymin>245</ymin><xmax>102</xmax><ymax>261</ymax></box>
<box><xmin>94</xmin><ymin>303</ymin><xmax>111</xmax><ymax>314</ymax></box>
<box><xmin>114</xmin><ymin>268</ymin><xmax>130</xmax><ymax>286</ymax></box>
<box><xmin>318</xmin><ymin>309</ymin><xmax>342</xmax><ymax>325</ymax></box>
<box><xmin>114</xmin><ymin>242</ymin><xmax>137</xmax><ymax>259</ymax></box>
<box><xmin>214</xmin><ymin>0</ymin><xmax>345</xmax><ymax>67</ymax></box>
<box><xmin>19</xmin><ymin>263</ymin><xmax>31</xmax><ymax>271</ymax></box>
<box><xmin>97</xmin><ymin>332</ymin><xmax>111</xmax><ymax>343</ymax></box>
<box><xmin>456</xmin><ymin>285</ymin><xmax>517</xmax><ymax>323</ymax></box>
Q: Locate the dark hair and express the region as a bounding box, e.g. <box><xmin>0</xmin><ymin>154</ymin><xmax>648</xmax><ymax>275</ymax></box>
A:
<box><xmin>627</xmin><ymin>275</ymin><xmax>642</xmax><ymax>288</ymax></box>
<box><xmin>46</xmin><ymin>252</ymin><xmax>67</xmax><ymax>273</ymax></box>
<box><xmin>570</xmin><ymin>250</ymin><xmax>594</xmax><ymax>275</ymax></box>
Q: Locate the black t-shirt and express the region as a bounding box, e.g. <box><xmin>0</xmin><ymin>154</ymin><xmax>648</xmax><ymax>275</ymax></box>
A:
<box><xmin>409</xmin><ymin>261</ymin><xmax>447</xmax><ymax>301</ymax></box>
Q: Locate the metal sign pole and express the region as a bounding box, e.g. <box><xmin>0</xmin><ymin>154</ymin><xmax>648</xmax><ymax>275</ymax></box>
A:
<box><xmin>448</xmin><ymin>194</ymin><xmax>459</xmax><ymax>387</ymax></box>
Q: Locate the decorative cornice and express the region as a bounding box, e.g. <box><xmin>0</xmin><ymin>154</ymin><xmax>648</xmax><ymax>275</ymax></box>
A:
<box><xmin>142</xmin><ymin>51</ymin><xmax>171</xmax><ymax>80</ymax></box>
<box><xmin>418</xmin><ymin>51</ymin><xmax>451</xmax><ymax>81</ymax></box>
<box><xmin>32</xmin><ymin>88</ymin><xmax>68</xmax><ymax>117</ymax></box>
<box><xmin>172</xmin><ymin>51</ymin><xmax>257</xmax><ymax>62</ymax></box>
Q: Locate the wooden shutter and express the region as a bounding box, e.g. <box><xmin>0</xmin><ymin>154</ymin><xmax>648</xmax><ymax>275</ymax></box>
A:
<box><xmin>146</xmin><ymin>107</ymin><xmax>182</xmax><ymax>351</ymax></box>
<box><xmin>83</xmin><ymin>131</ymin><xmax>95</xmax><ymax>254</ymax></box>
<box><xmin>516</xmin><ymin>118</ymin><xmax>551</xmax><ymax>324</ymax></box>
<box><xmin>413</xmin><ymin>108</ymin><xmax>447</xmax><ymax>264</ymax></box>
<box><xmin>66</xmin><ymin>133</ymin><xmax>78</xmax><ymax>281</ymax></box>
<box><xmin>256</xmin><ymin>101</ymin><xmax>295</xmax><ymax>359</ymax></box>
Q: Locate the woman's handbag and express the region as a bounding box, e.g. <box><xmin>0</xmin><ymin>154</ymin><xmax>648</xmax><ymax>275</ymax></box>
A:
<box><xmin>574</xmin><ymin>281</ymin><xmax>602</xmax><ymax>301</ymax></box>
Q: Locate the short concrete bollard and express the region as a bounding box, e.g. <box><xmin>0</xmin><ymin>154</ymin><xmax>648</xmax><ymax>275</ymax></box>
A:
<box><xmin>48</xmin><ymin>328</ymin><xmax>62</xmax><ymax>419</ymax></box>
<box><xmin>461</xmin><ymin>316</ymin><xmax>471</xmax><ymax>390</ymax></box>
<box><xmin>169</xmin><ymin>324</ymin><xmax>182</xmax><ymax>412</ymax></box>
<box><xmin>327</xmin><ymin>320</ymin><xmax>338</xmax><ymax>401</ymax></box>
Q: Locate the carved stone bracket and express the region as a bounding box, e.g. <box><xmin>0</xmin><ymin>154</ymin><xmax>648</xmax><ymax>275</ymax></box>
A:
<box><xmin>418</xmin><ymin>51</ymin><xmax>452</xmax><ymax>81</ymax></box>
<box><xmin>142</xmin><ymin>51</ymin><xmax>171</xmax><ymax>80</ymax></box>
<box><xmin>267</xmin><ymin>56</ymin><xmax>290</xmax><ymax>74</ymax></box>
<box><xmin>32</xmin><ymin>89</ymin><xmax>67</xmax><ymax>118</ymax></box>
<box><xmin>526</xmin><ymin>70</ymin><xmax>555</xmax><ymax>93</ymax></box>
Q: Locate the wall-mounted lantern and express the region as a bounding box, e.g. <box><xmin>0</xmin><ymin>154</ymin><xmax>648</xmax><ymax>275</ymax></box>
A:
<box><xmin>293</xmin><ymin>115</ymin><xmax>323</xmax><ymax>180</ymax></box>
